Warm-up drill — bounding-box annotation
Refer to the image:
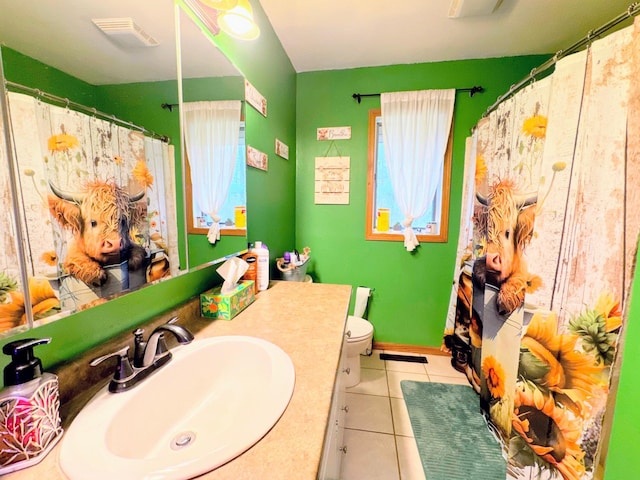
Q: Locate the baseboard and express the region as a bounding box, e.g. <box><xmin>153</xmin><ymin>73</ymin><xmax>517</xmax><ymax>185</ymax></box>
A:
<box><xmin>372</xmin><ymin>341</ymin><xmax>450</xmax><ymax>357</ymax></box>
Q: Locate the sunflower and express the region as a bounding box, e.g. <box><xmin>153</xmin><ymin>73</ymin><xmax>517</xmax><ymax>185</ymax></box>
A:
<box><xmin>512</xmin><ymin>381</ymin><xmax>585</xmax><ymax>480</ymax></box>
<box><xmin>0</xmin><ymin>278</ymin><xmax>59</xmax><ymax>332</ymax></box>
<box><xmin>520</xmin><ymin>312</ymin><xmax>603</xmax><ymax>409</ymax></box>
<box><xmin>40</xmin><ymin>251</ymin><xmax>58</xmax><ymax>267</ymax></box>
<box><xmin>482</xmin><ymin>355</ymin><xmax>506</xmax><ymax>399</ymax></box>
<box><xmin>132</xmin><ymin>160</ymin><xmax>154</xmax><ymax>189</ymax></box>
<box><xmin>594</xmin><ymin>292</ymin><xmax>622</xmax><ymax>332</ymax></box>
<box><xmin>475</xmin><ymin>154</ymin><xmax>487</xmax><ymax>186</ymax></box>
<box><xmin>522</xmin><ymin>115</ymin><xmax>548</xmax><ymax>139</ymax></box>
<box><xmin>47</xmin><ymin>133</ymin><xmax>79</xmax><ymax>152</ymax></box>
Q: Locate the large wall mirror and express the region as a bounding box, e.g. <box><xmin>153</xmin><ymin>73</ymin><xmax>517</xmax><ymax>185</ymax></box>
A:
<box><xmin>175</xmin><ymin>0</ymin><xmax>249</xmax><ymax>269</ymax></box>
<box><xmin>0</xmin><ymin>0</ymin><xmax>250</xmax><ymax>337</ymax></box>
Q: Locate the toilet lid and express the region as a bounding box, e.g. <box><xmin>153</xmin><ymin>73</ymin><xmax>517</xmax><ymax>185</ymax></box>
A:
<box><xmin>347</xmin><ymin>315</ymin><xmax>373</xmax><ymax>340</ymax></box>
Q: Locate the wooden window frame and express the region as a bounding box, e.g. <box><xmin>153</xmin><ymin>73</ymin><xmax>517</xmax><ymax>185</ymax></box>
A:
<box><xmin>365</xmin><ymin>108</ymin><xmax>452</xmax><ymax>243</ymax></box>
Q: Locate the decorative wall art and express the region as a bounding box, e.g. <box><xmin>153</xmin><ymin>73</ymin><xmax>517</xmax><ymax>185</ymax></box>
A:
<box><xmin>314</xmin><ymin>156</ymin><xmax>350</xmax><ymax>204</ymax></box>
<box><xmin>442</xmin><ymin>19</ymin><xmax>640</xmax><ymax>480</ymax></box>
<box><xmin>246</xmin><ymin>145</ymin><xmax>268</xmax><ymax>171</ymax></box>
<box><xmin>275</xmin><ymin>138</ymin><xmax>289</xmax><ymax>159</ymax></box>
<box><xmin>317</xmin><ymin>126</ymin><xmax>351</xmax><ymax>141</ymax></box>
<box><xmin>244</xmin><ymin>79</ymin><xmax>267</xmax><ymax>117</ymax></box>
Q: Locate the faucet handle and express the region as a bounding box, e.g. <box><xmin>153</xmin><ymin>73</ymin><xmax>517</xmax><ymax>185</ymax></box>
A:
<box><xmin>166</xmin><ymin>316</ymin><xmax>179</xmax><ymax>325</ymax></box>
<box><xmin>90</xmin><ymin>345</ymin><xmax>134</xmax><ymax>381</ymax></box>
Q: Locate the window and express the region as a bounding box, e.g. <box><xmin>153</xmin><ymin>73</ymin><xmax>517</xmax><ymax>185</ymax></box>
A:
<box><xmin>366</xmin><ymin>108</ymin><xmax>452</xmax><ymax>242</ymax></box>
<box><xmin>186</xmin><ymin>121</ymin><xmax>246</xmax><ymax>236</ymax></box>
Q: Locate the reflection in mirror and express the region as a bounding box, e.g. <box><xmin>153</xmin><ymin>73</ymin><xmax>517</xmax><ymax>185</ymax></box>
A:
<box><xmin>3</xmin><ymin>74</ymin><xmax>179</xmax><ymax>331</ymax></box>
<box><xmin>176</xmin><ymin>1</ymin><xmax>248</xmax><ymax>268</ymax></box>
<box><xmin>0</xmin><ymin>0</ymin><xmax>182</xmax><ymax>336</ymax></box>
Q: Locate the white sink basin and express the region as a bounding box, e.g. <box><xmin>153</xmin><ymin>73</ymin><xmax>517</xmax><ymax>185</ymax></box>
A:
<box><xmin>60</xmin><ymin>336</ymin><xmax>295</xmax><ymax>480</ymax></box>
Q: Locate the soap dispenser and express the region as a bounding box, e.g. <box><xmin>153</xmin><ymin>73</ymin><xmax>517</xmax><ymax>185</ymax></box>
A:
<box><xmin>0</xmin><ymin>338</ymin><xmax>63</xmax><ymax>474</ymax></box>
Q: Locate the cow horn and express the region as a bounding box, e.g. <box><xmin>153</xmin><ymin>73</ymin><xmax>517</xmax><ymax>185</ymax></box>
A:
<box><xmin>49</xmin><ymin>181</ymin><xmax>86</xmax><ymax>203</ymax></box>
<box><xmin>476</xmin><ymin>192</ymin><xmax>488</xmax><ymax>206</ymax></box>
<box><xmin>129</xmin><ymin>190</ymin><xmax>145</xmax><ymax>202</ymax></box>
<box><xmin>514</xmin><ymin>194</ymin><xmax>538</xmax><ymax>208</ymax></box>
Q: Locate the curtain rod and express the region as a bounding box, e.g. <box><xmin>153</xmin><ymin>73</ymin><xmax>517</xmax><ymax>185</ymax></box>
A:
<box><xmin>161</xmin><ymin>99</ymin><xmax>246</xmax><ymax>111</ymax></box>
<box><xmin>483</xmin><ymin>2</ymin><xmax>640</xmax><ymax>117</ymax></box>
<box><xmin>4</xmin><ymin>80</ymin><xmax>170</xmax><ymax>143</ymax></box>
<box><xmin>352</xmin><ymin>86</ymin><xmax>484</xmax><ymax>104</ymax></box>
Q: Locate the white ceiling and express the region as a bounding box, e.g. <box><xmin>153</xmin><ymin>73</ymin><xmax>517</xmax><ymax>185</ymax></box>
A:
<box><xmin>259</xmin><ymin>0</ymin><xmax>637</xmax><ymax>72</ymax></box>
<box><xmin>0</xmin><ymin>0</ymin><xmax>636</xmax><ymax>84</ymax></box>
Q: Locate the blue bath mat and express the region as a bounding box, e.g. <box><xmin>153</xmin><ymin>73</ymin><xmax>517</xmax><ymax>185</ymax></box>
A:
<box><xmin>400</xmin><ymin>381</ymin><xmax>507</xmax><ymax>480</ymax></box>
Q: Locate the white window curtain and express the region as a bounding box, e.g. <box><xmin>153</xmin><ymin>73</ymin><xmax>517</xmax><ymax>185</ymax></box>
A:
<box><xmin>183</xmin><ymin>100</ymin><xmax>241</xmax><ymax>244</ymax></box>
<box><xmin>381</xmin><ymin>89</ymin><xmax>455</xmax><ymax>251</ymax></box>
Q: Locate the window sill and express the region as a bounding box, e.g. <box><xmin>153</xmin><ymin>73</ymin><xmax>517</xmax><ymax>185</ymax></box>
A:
<box><xmin>187</xmin><ymin>226</ymin><xmax>247</xmax><ymax>236</ymax></box>
<box><xmin>365</xmin><ymin>231</ymin><xmax>448</xmax><ymax>243</ymax></box>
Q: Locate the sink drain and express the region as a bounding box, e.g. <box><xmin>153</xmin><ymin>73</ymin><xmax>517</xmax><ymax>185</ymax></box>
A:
<box><xmin>171</xmin><ymin>431</ymin><xmax>196</xmax><ymax>450</ymax></box>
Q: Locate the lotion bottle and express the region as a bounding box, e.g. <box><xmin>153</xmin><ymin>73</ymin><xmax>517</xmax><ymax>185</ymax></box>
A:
<box><xmin>0</xmin><ymin>338</ymin><xmax>63</xmax><ymax>474</ymax></box>
<box><xmin>252</xmin><ymin>241</ymin><xmax>270</xmax><ymax>291</ymax></box>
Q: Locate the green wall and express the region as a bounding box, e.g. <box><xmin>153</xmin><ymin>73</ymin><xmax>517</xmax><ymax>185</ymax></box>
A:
<box><xmin>295</xmin><ymin>57</ymin><xmax>548</xmax><ymax>347</ymax></box>
<box><xmin>603</xmin><ymin>246</ymin><xmax>640</xmax><ymax>479</ymax></box>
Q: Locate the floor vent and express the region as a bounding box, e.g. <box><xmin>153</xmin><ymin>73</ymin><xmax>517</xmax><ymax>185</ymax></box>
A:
<box><xmin>380</xmin><ymin>353</ymin><xmax>428</xmax><ymax>363</ymax></box>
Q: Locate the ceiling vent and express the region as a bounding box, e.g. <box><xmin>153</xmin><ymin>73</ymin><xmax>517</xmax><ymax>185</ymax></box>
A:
<box><xmin>92</xmin><ymin>17</ymin><xmax>159</xmax><ymax>48</ymax></box>
<box><xmin>448</xmin><ymin>0</ymin><xmax>503</xmax><ymax>18</ymax></box>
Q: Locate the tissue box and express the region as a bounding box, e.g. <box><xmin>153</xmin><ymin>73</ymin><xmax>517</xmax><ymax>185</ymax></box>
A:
<box><xmin>200</xmin><ymin>280</ymin><xmax>255</xmax><ymax>320</ymax></box>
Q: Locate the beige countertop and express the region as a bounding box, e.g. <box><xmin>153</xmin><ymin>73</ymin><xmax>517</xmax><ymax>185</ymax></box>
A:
<box><xmin>5</xmin><ymin>281</ymin><xmax>352</xmax><ymax>480</ymax></box>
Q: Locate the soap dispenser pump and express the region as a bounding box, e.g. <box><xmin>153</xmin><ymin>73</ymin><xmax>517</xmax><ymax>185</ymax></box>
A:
<box><xmin>0</xmin><ymin>338</ymin><xmax>63</xmax><ymax>474</ymax></box>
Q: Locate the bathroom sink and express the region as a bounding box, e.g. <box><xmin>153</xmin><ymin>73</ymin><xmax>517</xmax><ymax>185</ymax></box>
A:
<box><xmin>59</xmin><ymin>336</ymin><xmax>295</xmax><ymax>480</ymax></box>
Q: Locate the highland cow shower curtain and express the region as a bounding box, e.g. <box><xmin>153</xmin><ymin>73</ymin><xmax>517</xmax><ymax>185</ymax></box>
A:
<box><xmin>1</xmin><ymin>92</ymin><xmax>178</xmax><ymax>327</ymax></box>
<box><xmin>444</xmin><ymin>17</ymin><xmax>640</xmax><ymax>480</ymax></box>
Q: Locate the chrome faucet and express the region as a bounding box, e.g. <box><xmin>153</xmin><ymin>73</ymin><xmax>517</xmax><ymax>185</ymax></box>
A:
<box><xmin>91</xmin><ymin>316</ymin><xmax>194</xmax><ymax>393</ymax></box>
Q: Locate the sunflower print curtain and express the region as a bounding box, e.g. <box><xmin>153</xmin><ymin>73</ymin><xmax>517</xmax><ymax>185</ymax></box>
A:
<box><xmin>445</xmin><ymin>17</ymin><xmax>640</xmax><ymax>480</ymax></box>
<box><xmin>0</xmin><ymin>92</ymin><xmax>177</xmax><ymax>331</ymax></box>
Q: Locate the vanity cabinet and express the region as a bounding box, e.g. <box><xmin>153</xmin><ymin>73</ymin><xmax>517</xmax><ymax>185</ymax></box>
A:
<box><xmin>318</xmin><ymin>334</ymin><xmax>349</xmax><ymax>480</ymax></box>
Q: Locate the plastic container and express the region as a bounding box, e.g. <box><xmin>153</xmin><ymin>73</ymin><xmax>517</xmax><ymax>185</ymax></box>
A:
<box><xmin>251</xmin><ymin>241</ymin><xmax>269</xmax><ymax>291</ymax></box>
<box><xmin>0</xmin><ymin>338</ymin><xmax>63</xmax><ymax>474</ymax></box>
<box><xmin>241</xmin><ymin>251</ymin><xmax>258</xmax><ymax>294</ymax></box>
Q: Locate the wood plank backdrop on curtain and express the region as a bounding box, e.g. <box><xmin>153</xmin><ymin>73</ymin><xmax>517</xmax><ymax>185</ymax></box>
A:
<box><xmin>444</xmin><ymin>16</ymin><xmax>640</xmax><ymax>480</ymax></box>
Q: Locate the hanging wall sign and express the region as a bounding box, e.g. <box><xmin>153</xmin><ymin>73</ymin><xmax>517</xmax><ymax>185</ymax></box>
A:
<box><xmin>317</xmin><ymin>126</ymin><xmax>351</xmax><ymax>141</ymax></box>
<box><xmin>245</xmin><ymin>80</ymin><xmax>267</xmax><ymax>117</ymax></box>
<box><xmin>247</xmin><ymin>145</ymin><xmax>268</xmax><ymax>171</ymax></box>
<box><xmin>314</xmin><ymin>156</ymin><xmax>350</xmax><ymax>204</ymax></box>
<box><xmin>275</xmin><ymin>138</ymin><xmax>289</xmax><ymax>159</ymax></box>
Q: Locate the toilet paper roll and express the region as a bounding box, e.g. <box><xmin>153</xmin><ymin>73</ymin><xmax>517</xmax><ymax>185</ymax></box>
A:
<box><xmin>353</xmin><ymin>287</ymin><xmax>371</xmax><ymax>318</ymax></box>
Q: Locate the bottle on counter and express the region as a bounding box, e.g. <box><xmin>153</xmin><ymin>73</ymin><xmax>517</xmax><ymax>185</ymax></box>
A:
<box><xmin>241</xmin><ymin>250</ymin><xmax>259</xmax><ymax>294</ymax></box>
<box><xmin>251</xmin><ymin>241</ymin><xmax>270</xmax><ymax>291</ymax></box>
<box><xmin>0</xmin><ymin>338</ymin><xmax>63</xmax><ymax>474</ymax></box>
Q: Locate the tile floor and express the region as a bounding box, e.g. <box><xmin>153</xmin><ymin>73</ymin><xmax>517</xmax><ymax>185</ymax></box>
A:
<box><xmin>340</xmin><ymin>349</ymin><xmax>469</xmax><ymax>480</ymax></box>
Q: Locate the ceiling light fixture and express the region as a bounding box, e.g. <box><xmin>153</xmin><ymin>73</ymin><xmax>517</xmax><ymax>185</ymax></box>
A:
<box><xmin>217</xmin><ymin>0</ymin><xmax>260</xmax><ymax>40</ymax></box>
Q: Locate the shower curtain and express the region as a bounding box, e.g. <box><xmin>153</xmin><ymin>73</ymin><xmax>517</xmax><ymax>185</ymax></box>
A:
<box><xmin>444</xmin><ymin>17</ymin><xmax>640</xmax><ymax>480</ymax></box>
<box><xmin>3</xmin><ymin>91</ymin><xmax>178</xmax><ymax>321</ymax></box>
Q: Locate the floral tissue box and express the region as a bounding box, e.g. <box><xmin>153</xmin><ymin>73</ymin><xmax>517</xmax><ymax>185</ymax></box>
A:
<box><xmin>200</xmin><ymin>280</ymin><xmax>255</xmax><ymax>320</ymax></box>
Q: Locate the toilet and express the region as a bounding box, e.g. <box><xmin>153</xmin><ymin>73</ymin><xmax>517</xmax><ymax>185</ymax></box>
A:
<box><xmin>345</xmin><ymin>315</ymin><xmax>374</xmax><ymax>388</ymax></box>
